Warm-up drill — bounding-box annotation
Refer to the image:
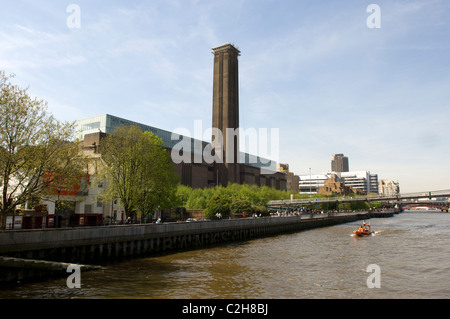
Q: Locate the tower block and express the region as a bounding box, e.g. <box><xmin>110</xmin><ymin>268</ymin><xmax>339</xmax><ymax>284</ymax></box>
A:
<box><xmin>212</xmin><ymin>43</ymin><xmax>241</xmax><ymax>185</ymax></box>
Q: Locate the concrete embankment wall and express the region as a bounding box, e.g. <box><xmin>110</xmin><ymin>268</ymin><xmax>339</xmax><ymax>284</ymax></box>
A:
<box><xmin>0</xmin><ymin>212</ymin><xmax>385</xmax><ymax>283</ymax></box>
<box><xmin>0</xmin><ymin>256</ymin><xmax>101</xmax><ymax>284</ymax></box>
<box><xmin>0</xmin><ymin>213</ymin><xmax>370</xmax><ymax>266</ymax></box>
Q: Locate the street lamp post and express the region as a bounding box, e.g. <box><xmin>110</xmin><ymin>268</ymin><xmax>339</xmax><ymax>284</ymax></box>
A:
<box><xmin>309</xmin><ymin>168</ymin><xmax>312</xmax><ymax>197</ymax></box>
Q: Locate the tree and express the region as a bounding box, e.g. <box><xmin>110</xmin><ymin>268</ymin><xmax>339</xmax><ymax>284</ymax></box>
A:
<box><xmin>0</xmin><ymin>71</ymin><xmax>86</xmax><ymax>228</ymax></box>
<box><xmin>231</xmin><ymin>199</ymin><xmax>253</xmax><ymax>215</ymax></box>
<box><xmin>204</xmin><ymin>194</ymin><xmax>232</xmax><ymax>219</ymax></box>
<box><xmin>97</xmin><ymin>125</ymin><xmax>178</xmax><ymax>220</ymax></box>
<box><xmin>179</xmin><ymin>183</ymin><xmax>293</xmax><ymax>212</ymax></box>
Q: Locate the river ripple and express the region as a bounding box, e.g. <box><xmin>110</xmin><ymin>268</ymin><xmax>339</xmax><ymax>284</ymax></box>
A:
<box><xmin>1</xmin><ymin>211</ymin><xmax>449</xmax><ymax>299</ymax></box>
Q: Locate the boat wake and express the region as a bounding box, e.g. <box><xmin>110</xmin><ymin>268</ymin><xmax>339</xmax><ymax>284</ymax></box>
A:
<box><xmin>351</xmin><ymin>231</ymin><xmax>381</xmax><ymax>237</ymax></box>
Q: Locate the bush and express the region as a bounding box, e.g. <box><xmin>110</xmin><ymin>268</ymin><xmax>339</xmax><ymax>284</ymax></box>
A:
<box><xmin>253</xmin><ymin>205</ymin><xmax>269</xmax><ymax>217</ymax></box>
<box><xmin>204</xmin><ymin>194</ymin><xmax>232</xmax><ymax>219</ymax></box>
<box><xmin>231</xmin><ymin>199</ymin><xmax>253</xmax><ymax>215</ymax></box>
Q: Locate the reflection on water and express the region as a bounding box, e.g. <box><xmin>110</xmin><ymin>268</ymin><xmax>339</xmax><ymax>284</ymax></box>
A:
<box><xmin>1</xmin><ymin>211</ymin><xmax>450</xmax><ymax>299</ymax></box>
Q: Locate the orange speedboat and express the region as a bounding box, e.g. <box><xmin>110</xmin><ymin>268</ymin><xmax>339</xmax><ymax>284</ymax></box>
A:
<box><xmin>353</xmin><ymin>222</ymin><xmax>374</xmax><ymax>236</ymax></box>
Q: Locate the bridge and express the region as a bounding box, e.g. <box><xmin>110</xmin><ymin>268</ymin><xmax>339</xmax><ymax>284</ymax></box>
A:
<box><xmin>396</xmin><ymin>200</ymin><xmax>449</xmax><ymax>212</ymax></box>
<box><xmin>268</xmin><ymin>189</ymin><xmax>450</xmax><ymax>212</ymax></box>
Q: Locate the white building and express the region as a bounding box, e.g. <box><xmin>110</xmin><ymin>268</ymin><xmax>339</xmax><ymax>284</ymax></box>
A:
<box><xmin>379</xmin><ymin>179</ymin><xmax>400</xmax><ymax>196</ymax></box>
<box><xmin>298</xmin><ymin>171</ymin><xmax>379</xmax><ymax>195</ymax></box>
<box><xmin>298</xmin><ymin>174</ymin><xmax>329</xmax><ymax>195</ymax></box>
<box><xmin>338</xmin><ymin>171</ymin><xmax>379</xmax><ymax>194</ymax></box>
<box><xmin>41</xmin><ymin>174</ymin><xmax>126</xmax><ymax>227</ymax></box>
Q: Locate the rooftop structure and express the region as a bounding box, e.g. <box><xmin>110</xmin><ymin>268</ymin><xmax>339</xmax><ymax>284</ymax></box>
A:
<box><xmin>76</xmin><ymin>114</ymin><xmax>276</xmax><ymax>170</ymax></box>
<box><xmin>331</xmin><ymin>154</ymin><xmax>349</xmax><ymax>172</ymax></box>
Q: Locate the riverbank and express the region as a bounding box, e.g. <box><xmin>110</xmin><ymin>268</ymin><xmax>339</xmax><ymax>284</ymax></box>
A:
<box><xmin>0</xmin><ymin>256</ymin><xmax>102</xmax><ymax>284</ymax></box>
<box><xmin>0</xmin><ymin>210</ymin><xmax>397</xmax><ymax>283</ymax></box>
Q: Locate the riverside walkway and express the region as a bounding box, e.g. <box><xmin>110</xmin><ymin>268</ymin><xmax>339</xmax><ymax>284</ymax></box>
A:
<box><xmin>0</xmin><ymin>210</ymin><xmax>395</xmax><ymax>283</ymax></box>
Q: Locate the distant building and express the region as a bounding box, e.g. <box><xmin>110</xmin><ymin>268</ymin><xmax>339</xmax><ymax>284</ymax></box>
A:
<box><xmin>277</xmin><ymin>164</ymin><xmax>299</xmax><ymax>194</ymax></box>
<box><xmin>379</xmin><ymin>179</ymin><xmax>400</xmax><ymax>196</ymax></box>
<box><xmin>331</xmin><ymin>154</ymin><xmax>349</xmax><ymax>172</ymax></box>
<box><xmin>298</xmin><ymin>170</ymin><xmax>379</xmax><ymax>195</ymax></box>
<box><xmin>338</xmin><ymin>171</ymin><xmax>379</xmax><ymax>194</ymax></box>
<box><xmin>317</xmin><ymin>174</ymin><xmax>363</xmax><ymax>196</ymax></box>
<box><xmin>298</xmin><ymin>173</ymin><xmax>329</xmax><ymax>195</ymax></box>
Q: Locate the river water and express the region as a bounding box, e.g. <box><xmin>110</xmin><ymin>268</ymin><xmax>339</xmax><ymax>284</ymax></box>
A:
<box><xmin>1</xmin><ymin>211</ymin><xmax>449</xmax><ymax>299</ymax></box>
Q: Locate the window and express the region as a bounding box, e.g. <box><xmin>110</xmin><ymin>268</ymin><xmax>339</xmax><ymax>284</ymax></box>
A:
<box><xmin>81</xmin><ymin>122</ymin><xmax>101</xmax><ymax>131</ymax></box>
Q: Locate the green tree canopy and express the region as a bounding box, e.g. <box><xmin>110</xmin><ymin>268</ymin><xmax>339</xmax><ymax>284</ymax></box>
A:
<box><xmin>204</xmin><ymin>194</ymin><xmax>232</xmax><ymax>219</ymax></box>
<box><xmin>0</xmin><ymin>71</ymin><xmax>86</xmax><ymax>228</ymax></box>
<box><xmin>178</xmin><ymin>183</ymin><xmax>292</xmax><ymax>211</ymax></box>
<box><xmin>97</xmin><ymin>125</ymin><xmax>179</xmax><ymax>219</ymax></box>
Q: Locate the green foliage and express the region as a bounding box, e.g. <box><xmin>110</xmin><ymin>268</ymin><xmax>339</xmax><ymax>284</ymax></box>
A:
<box><xmin>0</xmin><ymin>71</ymin><xmax>86</xmax><ymax>227</ymax></box>
<box><xmin>176</xmin><ymin>183</ymin><xmax>383</xmax><ymax>218</ymax></box>
<box><xmin>231</xmin><ymin>199</ymin><xmax>252</xmax><ymax>215</ymax></box>
<box><xmin>204</xmin><ymin>194</ymin><xmax>232</xmax><ymax>219</ymax></box>
<box><xmin>254</xmin><ymin>205</ymin><xmax>269</xmax><ymax>216</ymax></box>
<box><xmin>337</xmin><ymin>200</ymin><xmax>383</xmax><ymax>211</ymax></box>
<box><xmin>178</xmin><ymin>183</ymin><xmax>293</xmax><ymax>219</ymax></box>
<box><xmin>371</xmin><ymin>201</ymin><xmax>382</xmax><ymax>209</ymax></box>
<box><xmin>175</xmin><ymin>185</ymin><xmax>193</xmax><ymax>205</ymax></box>
<box><xmin>184</xmin><ymin>188</ymin><xmax>210</xmax><ymax>209</ymax></box>
<box><xmin>98</xmin><ymin>125</ymin><xmax>179</xmax><ymax>219</ymax></box>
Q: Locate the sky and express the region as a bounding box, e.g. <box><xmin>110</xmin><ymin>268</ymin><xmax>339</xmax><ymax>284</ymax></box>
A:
<box><xmin>1</xmin><ymin>0</ymin><xmax>449</xmax><ymax>193</ymax></box>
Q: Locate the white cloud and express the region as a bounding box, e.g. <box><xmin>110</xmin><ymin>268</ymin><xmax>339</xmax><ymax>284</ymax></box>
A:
<box><xmin>0</xmin><ymin>24</ymin><xmax>88</xmax><ymax>71</ymax></box>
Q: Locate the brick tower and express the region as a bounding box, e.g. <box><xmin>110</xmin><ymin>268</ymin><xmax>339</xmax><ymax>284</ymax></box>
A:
<box><xmin>211</xmin><ymin>43</ymin><xmax>240</xmax><ymax>185</ymax></box>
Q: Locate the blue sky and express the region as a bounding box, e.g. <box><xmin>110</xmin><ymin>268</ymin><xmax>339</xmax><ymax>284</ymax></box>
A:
<box><xmin>1</xmin><ymin>0</ymin><xmax>449</xmax><ymax>193</ymax></box>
